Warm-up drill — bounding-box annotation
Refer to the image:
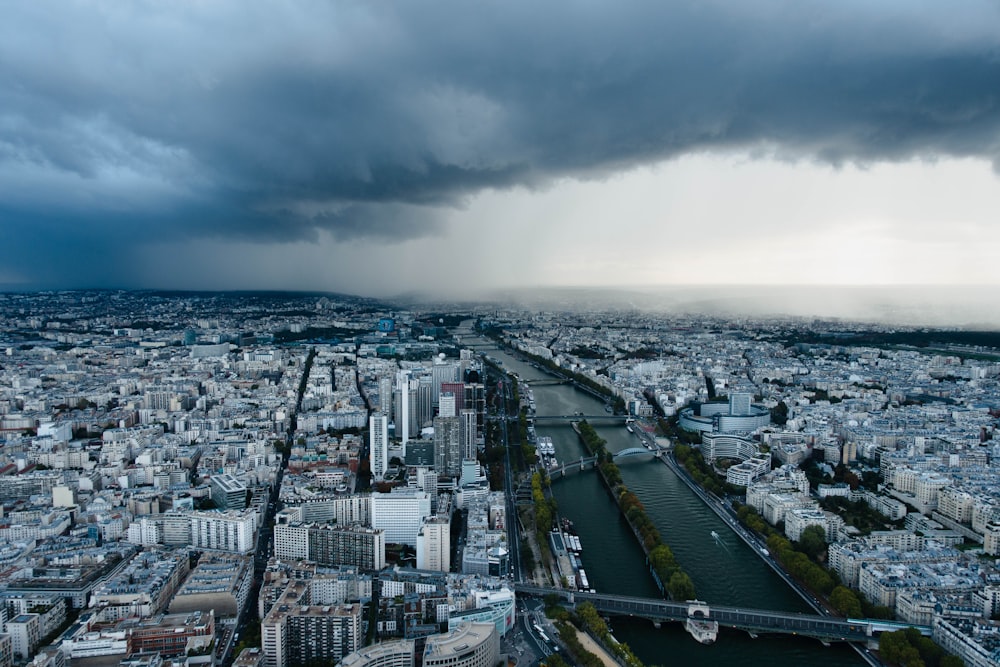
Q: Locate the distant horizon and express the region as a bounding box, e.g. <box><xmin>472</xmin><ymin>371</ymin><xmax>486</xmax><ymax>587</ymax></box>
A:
<box><xmin>3</xmin><ymin>281</ymin><xmax>997</xmax><ymax>293</ymax></box>
<box><xmin>5</xmin><ymin>284</ymin><xmax>1000</xmax><ymax>329</ymax></box>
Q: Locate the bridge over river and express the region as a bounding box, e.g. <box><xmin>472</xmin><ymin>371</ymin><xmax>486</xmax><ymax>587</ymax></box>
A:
<box><xmin>540</xmin><ymin>448</ymin><xmax>657</xmax><ymax>481</ymax></box>
<box><xmin>514</xmin><ymin>585</ymin><xmax>930</xmax><ymax>644</ymax></box>
<box><xmin>532</xmin><ymin>414</ymin><xmax>628</xmax><ymax>423</ymax></box>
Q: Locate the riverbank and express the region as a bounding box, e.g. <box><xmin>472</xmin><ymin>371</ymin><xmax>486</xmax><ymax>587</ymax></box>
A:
<box><xmin>655</xmin><ymin>448</ymin><xmax>824</xmax><ymax>608</ymax></box>
<box><xmin>575</xmin><ymin>630</ymin><xmax>620</xmax><ymax>667</ymax></box>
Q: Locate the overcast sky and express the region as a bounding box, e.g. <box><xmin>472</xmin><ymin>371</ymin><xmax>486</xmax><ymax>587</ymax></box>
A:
<box><xmin>2</xmin><ymin>1</ymin><xmax>1000</xmax><ymax>300</ymax></box>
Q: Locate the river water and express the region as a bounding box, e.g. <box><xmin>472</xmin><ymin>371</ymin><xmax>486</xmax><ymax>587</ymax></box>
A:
<box><xmin>479</xmin><ymin>342</ymin><xmax>863</xmax><ymax>666</ymax></box>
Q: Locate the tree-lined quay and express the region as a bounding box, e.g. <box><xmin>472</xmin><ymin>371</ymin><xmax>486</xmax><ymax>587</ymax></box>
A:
<box><xmin>574</xmin><ymin>420</ymin><xmax>696</xmax><ymax>602</ymax></box>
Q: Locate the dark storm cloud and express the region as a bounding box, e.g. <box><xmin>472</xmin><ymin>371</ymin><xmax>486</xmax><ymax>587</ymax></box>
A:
<box><xmin>1</xmin><ymin>0</ymin><xmax>1000</xmax><ymax>284</ymax></box>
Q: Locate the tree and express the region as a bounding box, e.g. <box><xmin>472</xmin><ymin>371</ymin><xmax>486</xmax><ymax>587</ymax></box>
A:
<box><xmin>667</xmin><ymin>571</ymin><xmax>696</xmax><ymax>601</ymax></box>
<box><xmin>575</xmin><ymin>602</ymin><xmax>607</xmax><ymax>636</ymax></box>
<box><xmin>649</xmin><ymin>544</ymin><xmax>676</xmax><ymax>571</ymax></box>
<box><xmin>860</xmin><ymin>470</ymin><xmax>881</xmax><ymax>491</ymax></box>
<box><xmin>797</xmin><ymin>525</ymin><xmax>827</xmax><ymax>561</ymax></box>
<box><xmin>878</xmin><ymin>628</ymin><xmax>955</xmax><ymax>667</ymax></box>
<box><xmin>880</xmin><ymin>631</ymin><xmax>907</xmax><ymax>664</ymax></box>
<box><xmin>767</xmin><ymin>534</ymin><xmax>792</xmax><ymax>556</ymax></box>
<box><xmin>829</xmin><ymin>586</ymin><xmax>862</xmax><ymax>617</ymax></box>
<box><xmin>914</xmin><ymin>636</ymin><xmax>943</xmax><ymax>666</ymax></box>
<box><xmin>899</xmin><ymin>646</ymin><xmax>926</xmax><ymax>667</ymax></box>
<box><xmin>771</xmin><ymin>401</ymin><xmax>789</xmax><ymax>425</ymax></box>
<box><xmin>803</xmin><ymin>566</ymin><xmax>834</xmax><ymax>595</ymax></box>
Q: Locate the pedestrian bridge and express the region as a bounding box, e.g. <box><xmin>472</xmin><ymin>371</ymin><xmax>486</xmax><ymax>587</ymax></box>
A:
<box><xmin>545</xmin><ymin>456</ymin><xmax>598</xmax><ymax>480</ymax></box>
<box><xmin>513</xmin><ymin>585</ymin><xmax>931</xmax><ymax>644</ymax></box>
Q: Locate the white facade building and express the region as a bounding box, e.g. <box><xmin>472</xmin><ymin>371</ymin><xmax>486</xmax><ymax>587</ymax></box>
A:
<box><xmin>187</xmin><ymin>510</ymin><xmax>257</xmax><ymax>553</ymax></box>
<box><xmin>273</xmin><ymin>521</ymin><xmax>310</xmax><ymax>561</ymax></box>
<box><xmin>372</xmin><ymin>491</ymin><xmax>431</xmax><ymax>547</ymax></box>
<box><xmin>416</xmin><ymin>517</ymin><xmax>450</xmax><ymax>573</ymax></box>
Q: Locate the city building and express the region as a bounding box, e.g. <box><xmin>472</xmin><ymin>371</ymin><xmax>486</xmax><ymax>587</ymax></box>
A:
<box><xmin>308</xmin><ymin>524</ymin><xmax>386</xmax><ymax>571</ymax></box>
<box><xmin>6</xmin><ymin>614</ymin><xmax>39</xmax><ymax>661</ymax></box>
<box><xmin>678</xmin><ymin>394</ymin><xmax>770</xmax><ymax>434</ymax></box>
<box><xmin>932</xmin><ymin>617</ymin><xmax>1000</xmax><ymax>667</ymax></box>
<box><xmin>126</xmin><ymin>610</ymin><xmax>215</xmax><ymax>658</ymax></box>
<box><xmin>432</xmin><ymin>416</ymin><xmax>461</xmax><ymax>478</ymax></box>
<box><xmin>262</xmin><ymin>581</ymin><xmax>361</xmax><ymax>667</ymax></box>
<box><xmin>211</xmin><ymin>472</ymin><xmax>248</xmax><ymax>511</ymax></box>
<box><xmin>187</xmin><ymin>510</ymin><xmax>258</xmax><ymax>553</ymax></box>
<box><xmin>168</xmin><ymin>553</ymin><xmax>253</xmax><ymax>619</ymax></box>
<box><xmin>372</xmin><ymin>491</ymin><xmax>431</xmax><ymax>547</ymax></box>
<box><xmin>422</xmin><ymin>622</ymin><xmax>498</xmax><ymax>667</ymax></box>
<box><xmin>370</xmin><ymin>414</ymin><xmax>389</xmax><ymax>480</ymax></box>
<box><xmin>339</xmin><ymin>639</ymin><xmax>415</xmax><ymax>667</ymax></box>
<box><xmin>416</xmin><ymin>517</ymin><xmax>450</xmax><ymax>573</ymax></box>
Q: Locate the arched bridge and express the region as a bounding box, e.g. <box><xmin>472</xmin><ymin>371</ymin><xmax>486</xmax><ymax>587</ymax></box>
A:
<box><xmin>616</xmin><ymin>447</ymin><xmax>656</xmax><ymax>459</ymax></box>
<box><xmin>546</xmin><ymin>449</ymin><xmax>657</xmax><ymax>480</ymax></box>
<box><xmin>514</xmin><ymin>585</ymin><xmax>931</xmax><ymax>644</ymax></box>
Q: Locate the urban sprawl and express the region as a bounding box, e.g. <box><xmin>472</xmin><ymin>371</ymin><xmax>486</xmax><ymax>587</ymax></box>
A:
<box><xmin>0</xmin><ymin>291</ymin><xmax>998</xmax><ymax>667</ymax></box>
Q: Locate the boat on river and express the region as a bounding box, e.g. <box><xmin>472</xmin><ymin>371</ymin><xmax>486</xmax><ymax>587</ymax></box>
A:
<box><xmin>685</xmin><ymin>617</ymin><xmax>719</xmax><ymax>644</ymax></box>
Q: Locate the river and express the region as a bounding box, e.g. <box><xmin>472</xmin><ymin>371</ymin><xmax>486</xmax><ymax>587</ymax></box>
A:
<box><xmin>477</xmin><ymin>341</ymin><xmax>863</xmax><ymax>666</ymax></box>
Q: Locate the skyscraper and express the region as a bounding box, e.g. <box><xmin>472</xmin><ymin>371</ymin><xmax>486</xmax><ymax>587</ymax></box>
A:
<box><xmin>441</xmin><ymin>382</ymin><xmax>464</xmax><ymax>411</ymax></box>
<box><xmin>460</xmin><ymin>409</ymin><xmax>478</xmax><ymax>461</ymax></box>
<box><xmin>439</xmin><ymin>392</ymin><xmax>456</xmax><ymax>418</ymax></box>
<box><xmin>730</xmin><ymin>392</ymin><xmax>752</xmax><ymax>417</ymax></box>
<box><xmin>463</xmin><ymin>383</ymin><xmax>486</xmax><ymax>447</ymax></box>
<box><xmin>416</xmin><ymin>376</ymin><xmax>434</xmax><ymax>429</ymax></box>
<box><xmin>394</xmin><ymin>377</ymin><xmax>420</xmax><ymax>443</ymax></box>
<box><xmin>369</xmin><ymin>414</ymin><xmax>388</xmax><ymax>480</ymax></box>
<box><xmin>432</xmin><ymin>358</ymin><xmax>458</xmax><ymax>407</ymax></box>
<box><xmin>378</xmin><ymin>375</ymin><xmax>393</xmax><ymax>418</ymax></box>
<box><xmin>433</xmin><ymin>415</ymin><xmax>462</xmax><ymax>478</ymax></box>
<box><xmin>395</xmin><ymin>370</ymin><xmax>412</xmax><ymax>447</ymax></box>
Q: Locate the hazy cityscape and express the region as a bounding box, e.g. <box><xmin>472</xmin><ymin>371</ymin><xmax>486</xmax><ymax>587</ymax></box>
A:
<box><xmin>4</xmin><ymin>2</ymin><xmax>1000</xmax><ymax>667</ymax></box>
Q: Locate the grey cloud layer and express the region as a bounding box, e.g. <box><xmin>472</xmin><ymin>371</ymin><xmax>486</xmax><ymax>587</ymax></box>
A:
<box><xmin>1</xmin><ymin>0</ymin><xmax>999</xmax><ymax>285</ymax></box>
